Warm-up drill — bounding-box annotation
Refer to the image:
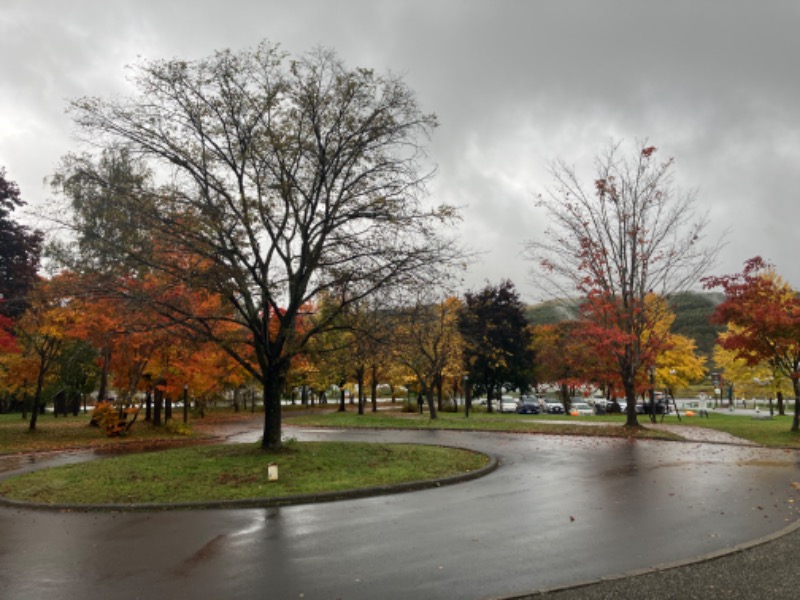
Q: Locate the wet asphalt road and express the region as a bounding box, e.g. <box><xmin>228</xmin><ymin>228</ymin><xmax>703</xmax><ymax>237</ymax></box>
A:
<box><xmin>1</xmin><ymin>428</ymin><xmax>799</xmax><ymax>600</ymax></box>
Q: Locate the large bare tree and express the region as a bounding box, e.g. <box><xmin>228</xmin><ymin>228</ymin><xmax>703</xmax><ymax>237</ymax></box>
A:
<box><xmin>526</xmin><ymin>141</ymin><xmax>720</xmax><ymax>426</ymax></box>
<box><xmin>56</xmin><ymin>41</ymin><xmax>461</xmax><ymax>449</ymax></box>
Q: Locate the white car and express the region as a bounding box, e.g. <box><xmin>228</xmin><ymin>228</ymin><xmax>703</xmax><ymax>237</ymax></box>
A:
<box><xmin>570</xmin><ymin>402</ymin><xmax>594</xmax><ymax>416</ymax></box>
<box><xmin>496</xmin><ymin>396</ymin><xmax>518</xmax><ymax>413</ymax></box>
<box><xmin>542</xmin><ymin>399</ymin><xmax>565</xmax><ymax>414</ymax></box>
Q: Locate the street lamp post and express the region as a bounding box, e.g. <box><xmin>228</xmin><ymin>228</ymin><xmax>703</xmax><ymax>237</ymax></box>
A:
<box><xmin>464</xmin><ymin>375</ymin><xmax>470</xmax><ymax>418</ymax></box>
<box><xmin>669</xmin><ymin>369</ymin><xmax>681</xmax><ymax>422</ymax></box>
<box><xmin>183</xmin><ymin>384</ymin><xmax>189</xmax><ymax>424</ymax></box>
<box><xmin>649</xmin><ymin>366</ymin><xmax>657</xmax><ymax>424</ymax></box>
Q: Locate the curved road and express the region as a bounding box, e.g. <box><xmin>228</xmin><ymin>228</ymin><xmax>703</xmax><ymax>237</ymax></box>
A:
<box><xmin>1</xmin><ymin>428</ymin><xmax>799</xmax><ymax>599</ymax></box>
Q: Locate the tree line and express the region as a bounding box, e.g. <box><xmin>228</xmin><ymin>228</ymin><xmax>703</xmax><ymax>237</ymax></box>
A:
<box><xmin>2</xmin><ymin>39</ymin><xmax>798</xmax><ymax>447</ymax></box>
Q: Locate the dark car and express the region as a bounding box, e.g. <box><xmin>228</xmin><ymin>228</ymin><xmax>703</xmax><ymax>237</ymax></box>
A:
<box><xmin>516</xmin><ymin>397</ymin><xmax>540</xmax><ymax>414</ymax></box>
<box><xmin>636</xmin><ymin>400</ymin><xmax>670</xmax><ymax>415</ymax></box>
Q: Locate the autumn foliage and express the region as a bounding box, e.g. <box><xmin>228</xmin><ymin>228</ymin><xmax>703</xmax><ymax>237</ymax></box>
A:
<box><xmin>91</xmin><ymin>401</ymin><xmax>140</xmax><ymax>437</ymax></box>
<box><xmin>704</xmin><ymin>257</ymin><xmax>800</xmax><ymax>431</ymax></box>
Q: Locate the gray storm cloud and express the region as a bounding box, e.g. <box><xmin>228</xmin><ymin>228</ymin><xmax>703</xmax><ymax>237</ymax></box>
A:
<box><xmin>2</xmin><ymin>0</ymin><xmax>798</xmax><ymax>300</ymax></box>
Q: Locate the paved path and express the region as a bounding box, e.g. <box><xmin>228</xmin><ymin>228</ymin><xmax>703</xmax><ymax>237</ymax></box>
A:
<box><xmin>648</xmin><ymin>423</ymin><xmax>761</xmax><ymax>446</ymax></box>
<box><xmin>524</xmin><ymin>418</ymin><xmax>760</xmax><ymax>445</ymax></box>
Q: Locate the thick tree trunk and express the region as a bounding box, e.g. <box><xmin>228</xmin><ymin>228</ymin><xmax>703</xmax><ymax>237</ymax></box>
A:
<box><xmin>54</xmin><ymin>391</ymin><xmax>64</xmax><ymax>418</ymax></box>
<box><xmin>791</xmin><ymin>378</ymin><xmax>800</xmax><ymax>433</ymax></box>
<box><xmin>560</xmin><ymin>383</ymin><xmax>570</xmax><ymax>413</ymax></box>
<box><xmin>261</xmin><ymin>376</ymin><xmax>284</xmax><ymax>450</ymax></box>
<box><xmin>153</xmin><ymin>388</ymin><xmax>163</xmax><ymax>427</ymax></box>
<box><xmin>426</xmin><ymin>385</ymin><xmax>437</xmax><ymax>420</ymax></box>
<box><xmin>623</xmin><ymin>374</ymin><xmax>639</xmax><ymax>428</ymax></box>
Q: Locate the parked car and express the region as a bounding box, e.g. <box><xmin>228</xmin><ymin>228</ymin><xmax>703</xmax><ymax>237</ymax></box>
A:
<box><xmin>497</xmin><ymin>396</ymin><xmax>518</xmax><ymax>413</ymax></box>
<box><xmin>570</xmin><ymin>402</ymin><xmax>593</xmax><ymax>416</ymax></box>
<box><xmin>604</xmin><ymin>399</ymin><xmax>628</xmax><ymax>413</ymax></box>
<box><xmin>636</xmin><ymin>400</ymin><xmax>669</xmax><ymax>415</ymax></box>
<box><xmin>542</xmin><ymin>399</ymin><xmax>565</xmax><ymax>414</ymax></box>
<box><xmin>516</xmin><ymin>396</ymin><xmax>541</xmax><ymax>414</ymax></box>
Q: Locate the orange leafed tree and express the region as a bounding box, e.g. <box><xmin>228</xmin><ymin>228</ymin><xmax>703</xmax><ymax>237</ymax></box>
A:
<box><xmin>64</xmin><ymin>272</ymin><xmax>177</xmax><ymax>410</ymax></box>
<box><xmin>68</xmin><ymin>290</ymin><xmax>128</xmax><ymax>403</ymax></box>
<box><xmin>12</xmin><ymin>277</ymin><xmax>82</xmax><ymax>430</ymax></box>
<box><xmin>533</xmin><ymin>320</ymin><xmax>614</xmax><ymax>408</ymax></box>
<box><xmin>51</xmin><ymin>264</ymin><xmax>240</xmax><ymax>425</ymax></box>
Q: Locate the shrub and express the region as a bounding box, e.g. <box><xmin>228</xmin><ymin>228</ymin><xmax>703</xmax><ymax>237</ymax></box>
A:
<box><xmin>164</xmin><ymin>420</ymin><xmax>192</xmax><ymax>436</ymax></box>
<box><xmin>91</xmin><ymin>401</ymin><xmax>140</xmax><ymax>437</ymax></box>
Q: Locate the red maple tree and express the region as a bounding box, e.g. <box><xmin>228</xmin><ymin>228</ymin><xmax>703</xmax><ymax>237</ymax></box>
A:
<box><xmin>703</xmin><ymin>257</ymin><xmax>800</xmax><ymax>432</ymax></box>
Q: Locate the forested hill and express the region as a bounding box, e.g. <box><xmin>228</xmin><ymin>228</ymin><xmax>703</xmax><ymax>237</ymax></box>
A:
<box><xmin>668</xmin><ymin>291</ymin><xmax>725</xmax><ymax>357</ymax></box>
<box><xmin>525</xmin><ymin>291</ymin><xmax>725</xmax><ymax>357</ymax></box>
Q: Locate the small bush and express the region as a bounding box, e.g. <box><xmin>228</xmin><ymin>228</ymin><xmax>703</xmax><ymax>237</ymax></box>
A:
<box><xmin>91</xmin><ymin>402</ymin><xmax>140</xmax><ymax>437</ymax></box>
<box><xmin>164</xmin><ymin>420</ymin><xmax>193</xmax><ymax>436</ymax></box>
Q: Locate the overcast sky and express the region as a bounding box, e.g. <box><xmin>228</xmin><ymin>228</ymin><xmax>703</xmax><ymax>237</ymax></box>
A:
<box><xmin>2</xmin><ymin>0</ymin><xmax>799</xmax><ymax>302</ymax></box>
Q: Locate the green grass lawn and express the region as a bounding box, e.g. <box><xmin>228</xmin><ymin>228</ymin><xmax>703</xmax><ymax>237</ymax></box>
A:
<box><xmin>0</xmin><ymin>441</ymin><xmax>489</xmax><ymax>506</ymax></box>
<box><xmin>285</xmin><ymin>408</ymin><xmax>800</xmax><ymax>448</ymax></box>
<box><xmin>0</xmin><ymin>412</ymin><xmax>214</xmax><ymax>455</ymax></box>
<box><xmin>284</xmin><ymin>410</ymin><xmax>681</xmax><ymax>440</ymax></box>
